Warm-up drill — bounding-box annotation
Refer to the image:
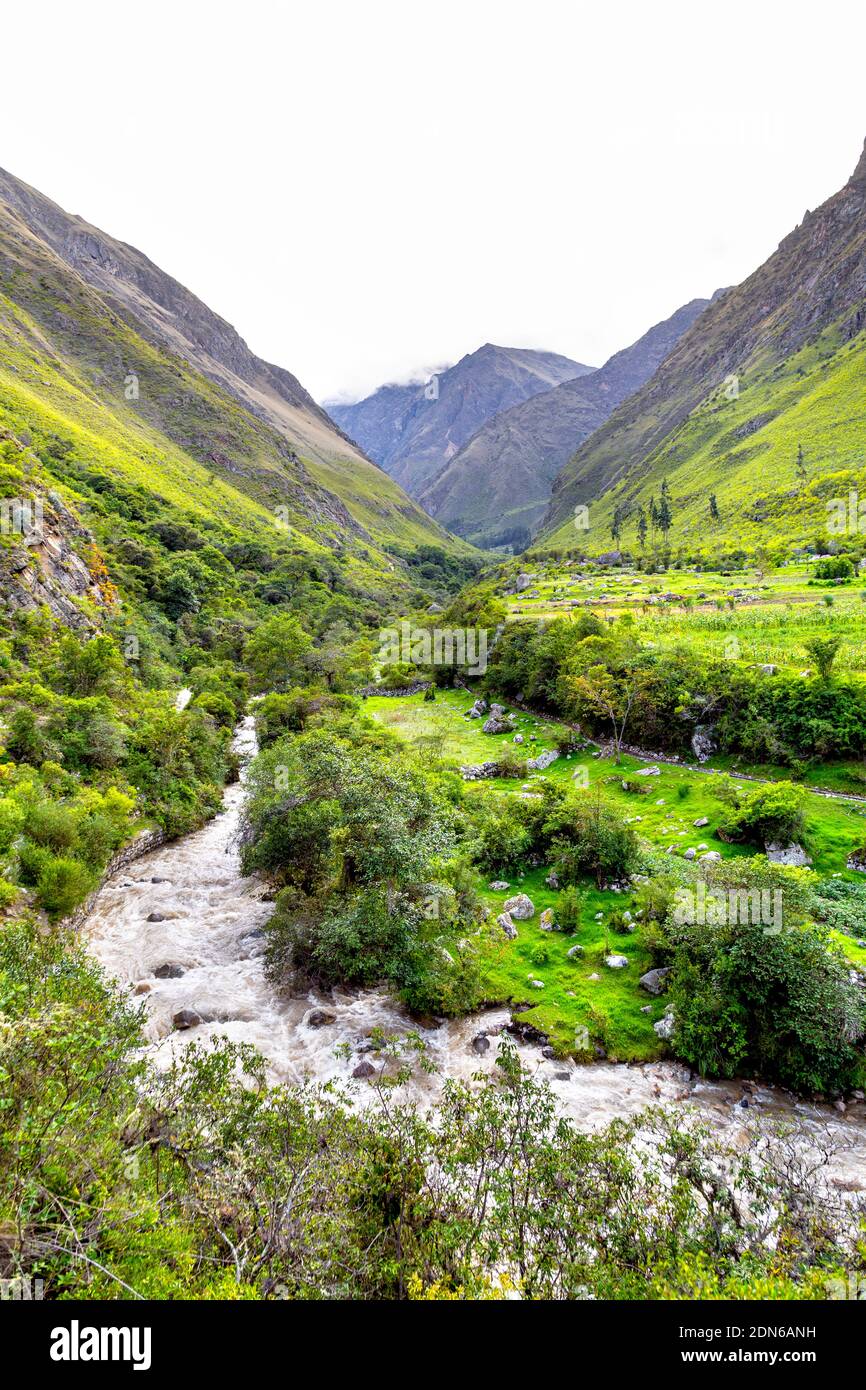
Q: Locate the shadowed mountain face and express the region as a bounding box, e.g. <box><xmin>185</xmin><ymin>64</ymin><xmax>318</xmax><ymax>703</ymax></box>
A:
<box><xmin>326</xmin><ymin>343</ymin><xmax>593</xmax><ymax>497</ymax></box>
<box><xmin>418</xmin><ymin>298</ymin><xmax>713</xmax><ymax>547</ymax></box>
<box><xmin>0</xmin><ymin>166</ymin><xmax>469</xmax><ymax>561</ymax></box>
<box><xmin>538</xmin><ymin>138</ymin><xmax>866</xmax><ymax>554</ymax></box>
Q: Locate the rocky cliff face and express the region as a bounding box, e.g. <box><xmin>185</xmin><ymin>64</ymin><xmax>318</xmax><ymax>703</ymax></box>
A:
<box><xmin>327</xmin><ymin>344</ymin><xmax>593</xmax><ymax>496</ymax></box>
<box><xmin>418</xmin><ymin>298</ymin><xmax>712</xmax><ymax>546</ymax></box>
<box><xmin>0</xmin><ymin>435</ymin><xmax>104</xmax><ymax>630</ymax></box>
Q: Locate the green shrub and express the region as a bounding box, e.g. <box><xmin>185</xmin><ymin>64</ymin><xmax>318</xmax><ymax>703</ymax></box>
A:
<box><xmin>36</xmin><ymin>856</ymin><xmax>95</xmax><ymax>916</ymax></box>
<box><xmin>719</xmin><ymin>780</ymin><xmax>807</xmax><ymax>847</ymax></box>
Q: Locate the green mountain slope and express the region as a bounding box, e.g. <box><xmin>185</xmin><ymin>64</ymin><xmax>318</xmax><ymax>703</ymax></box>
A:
<box><xmin>539</xmin><ymin>139</ymin><xmax>866</xmax><ymax>558</ymax></box>
<box><xmin>0</xmin><ymin>167</ymin><xmax>471</xmax><ymax>571</ymax></box>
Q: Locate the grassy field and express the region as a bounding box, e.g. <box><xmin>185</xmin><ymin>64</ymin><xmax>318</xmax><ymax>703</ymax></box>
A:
<box><xmin>499</xmin><ymin>561</ymin><xmax>866</xmax><ymax>673</ymax></box>
<box><xmin>367</xmin><ymin>687</ymin><xmax>866</xmax><ymax>1059</ymax></box>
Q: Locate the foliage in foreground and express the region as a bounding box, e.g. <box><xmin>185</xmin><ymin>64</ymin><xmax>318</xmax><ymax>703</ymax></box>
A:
<box><xmin>1</xmin><ymin>917</ymin><xmax>863</xmax><ymax>1301</ymax></box>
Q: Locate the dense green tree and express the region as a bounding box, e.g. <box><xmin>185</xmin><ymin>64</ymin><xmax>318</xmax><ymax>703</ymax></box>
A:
<box><xmin>244</xmin><ymin>612</ymin><xmax>313</xmax><ymax>692</ymax></box>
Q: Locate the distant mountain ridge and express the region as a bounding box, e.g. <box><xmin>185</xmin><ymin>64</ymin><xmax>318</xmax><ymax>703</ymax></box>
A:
<box><xmin>418</xmin><ymin>297</ymin><xmax>714</xmax><ymax>546</ymax></box>
<box><xmin>326</xmin><ymin>343</ymin><xmax>593</xmax><ymax>496</ymax></box>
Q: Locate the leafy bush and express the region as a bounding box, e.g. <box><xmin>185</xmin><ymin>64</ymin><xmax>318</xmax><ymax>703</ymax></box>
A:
<box><xmin>719</xmin><ymin>780</ymin><xmax>807</xmax><ymax>847</ymax></box>
<box><xmin>814</xmin><ymin>555</ymin><xmax>853</xmax><ymax>580</ymax></box>
<box><xmin>668</xmin><ymin>911</ymin><xmax>864</xmax><ymax>1093</ymax></box>
<box><xmin>36</xmin><ymin>856</ymin><xmax>95</xmax><ymax>916</ymax></box>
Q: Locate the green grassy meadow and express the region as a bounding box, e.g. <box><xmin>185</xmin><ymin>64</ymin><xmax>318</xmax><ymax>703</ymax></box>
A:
<box><xmin>368</xmin><ymin>686</ymin><xmax>866</xmax><ymax>1059</ymax></box>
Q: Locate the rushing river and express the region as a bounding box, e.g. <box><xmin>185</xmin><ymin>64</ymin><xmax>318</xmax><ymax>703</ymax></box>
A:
<box><xmin>84</xmin><ymin>717</ymin><xmax>866</xmax><ymax>1192</ymax></box>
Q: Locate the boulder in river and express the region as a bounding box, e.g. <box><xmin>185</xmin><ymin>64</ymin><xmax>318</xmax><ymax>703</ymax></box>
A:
<box><xmin>153</xmin><ymin>962</ymin><xmax>185</xmax><ymax>979</ymax></box>
<box><xmin>172</xmin><ymin>1009</ymin><xmax>203</xmax><ymax>1031</ymax></box>
<box><xmin>471</xmin><ymin>1033</ymin><xmax>491</xmax><ymax>1055</ymax></box>
<box><xmin>306</xmin><ymin>1009</ymin><xmax>337</xmax><ymax>1028</ymax></box>
<box><xmin>146</xmin><ymin>912</ymin><xmax>167</xmax><ymax>923</ymax></box>
<box><xmin>352</xmin><ymin>1060</ymin><xmax>377</xmax><ymax>1080</ymax></box>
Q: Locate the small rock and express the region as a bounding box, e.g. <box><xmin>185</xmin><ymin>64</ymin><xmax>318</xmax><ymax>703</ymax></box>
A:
<box><xmin>539</xmin><ymin>908</ymin><xmax>556</xmax><ymax>932</ymax></box>
<box><xmin>352</xmin><ymin>1061</ymin><xmax>376</xmax><ymax>1080</ymax></box>
<box><xmin>146</xmin><ymin>912</ymin><xmax>167</xmax><ymax>923</ymax></box>
<box><xmin>566</xmin><ymin>943</ymin><xmax>584</xmax><ymax>958</ymax></box>
<box><xmin>497</xmin><ymin>912</ymin><xmax>518</xmax><ymax>940</ymax></box>
<box><xmin>693</xmin><ymin>817</ymin><xmax>709</xmax><ymax>828</ymax></box>
<box><xmin>489</xmin><ymin>880</ymin><xmax>510</xmax><ymax>891</ymax></box>
<box><xmin>527</xmin><ymin>749</ymin><xmax>559</xmax><ymax>772</ymax></box>
<box><xmin>605</xmin><ymin>954</ymin><xmax>629</xmax><ymax>969</ymax></box>
<box><xmin>471</xmin><ymin>1033</ymin><xmax>491</xmax><ymax>1055</ymax></box>
<box><xmin>653</xmin><ymin>1009</ymin><xmax>675</xmax><ymax>1041</ymax></box>
<box><xmin>639</xmin><ymin>967</ymin><xmax>671</xmax><ymax>996</ymax></box>
<box><xmin>765</xmin><ymin>841</ymin><xmax>812</xmax><ymax>867</ymax></box>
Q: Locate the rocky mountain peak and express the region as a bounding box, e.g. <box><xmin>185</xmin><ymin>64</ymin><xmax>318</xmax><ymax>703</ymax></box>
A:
<box><xmin>848</xmin><ymin>136</ymin><xmax>866</xmax><ymax>188</ymax></box>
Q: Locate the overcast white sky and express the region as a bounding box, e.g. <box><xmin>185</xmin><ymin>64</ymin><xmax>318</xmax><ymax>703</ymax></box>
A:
<box><xmin>3</xmin><ymin>1</ymin><xmax>866</xmax><ymax>402</ymax></box>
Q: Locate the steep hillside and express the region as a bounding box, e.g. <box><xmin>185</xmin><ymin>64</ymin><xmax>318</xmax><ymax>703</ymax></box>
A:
<box><xmin>0</xmin><ymin>167</ymin><xmax>468</xmax><ymax>564</ymax></box>
<box><xmin>539</xmin><ymin>140</ymin><xmax>866</xmax><ymax>557</ymax></box>
<box><xmin>327</xmin><ymin>343</ymin><xmax>592</xmax><ymax>496</ymax></box>
<box><xmin>418</xmin><ymin>298</ymin><xmax>712</xmax><ymax>547</ymax></box>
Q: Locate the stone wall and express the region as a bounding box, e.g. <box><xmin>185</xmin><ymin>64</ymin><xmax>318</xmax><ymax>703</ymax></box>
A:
<box><xmin>66</xmin><ymin>827</ymin><xmax>169</xmax><ymax>930</ymax></box>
